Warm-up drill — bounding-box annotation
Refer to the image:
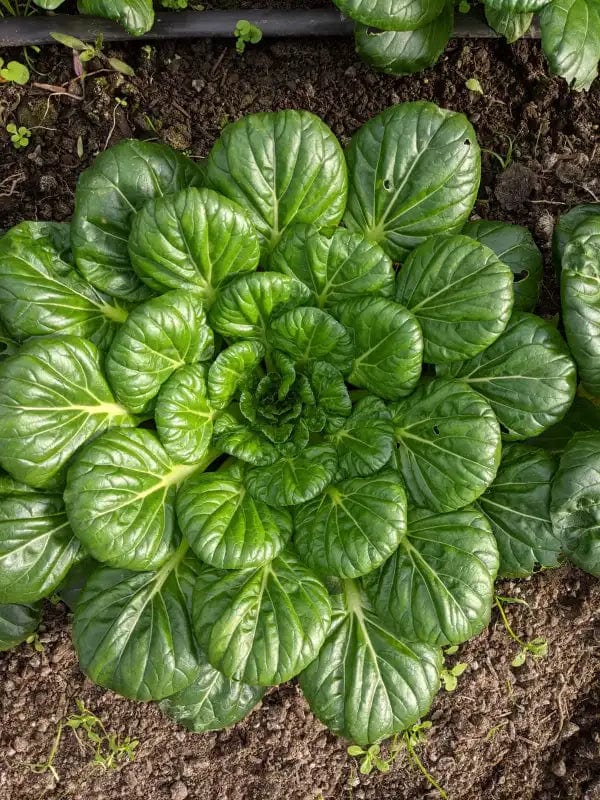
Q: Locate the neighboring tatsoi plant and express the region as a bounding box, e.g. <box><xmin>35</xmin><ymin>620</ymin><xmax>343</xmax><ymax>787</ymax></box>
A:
<box><xmin>336</xmin><ymin>0</ymin><xmax>600</xmax><ymax>90</ymax></box>
<box><xmin>0</xmin><ymin>103</ymin><xmax>596</xmax><ymax>749</ymax></box>
<box><xmin>31</xmin><ymin>0</ymin><xmax>154</xmax><ymax>36</ymax></box>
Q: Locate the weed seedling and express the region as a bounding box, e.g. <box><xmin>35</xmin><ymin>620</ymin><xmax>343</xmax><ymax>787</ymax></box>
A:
<box><xmin>234</xmin><ymin>20</ymin><xmax>263</xmax><ymax>54</ymax></box>
<box><xmin>6</xmin><ymin>123</ymin><xmax>31</xmax><ymax>149</ymax></box>
<box><xmin>0</xmin><ymin>57</ymin><xmax>29</xmax><ymax>85</ymax></box>
<box><xmin>465</xmin><ymin>77</ymin><xmax>484</xmax><ymax>95</ymax></box>
<box><xmin>494</xmin><ymin>595</ymin><xmax>548</xmax><ymax>667</ymax></box>
<box><xmin>482</xmin><ymin>134</ymin><xmax>515</xmax><ymax>171</ymax></box>
<box><xmin>440</xmin><ymin>661</ymin><xmax>468</xmax><ymax>692</ymax></box>
<box><xmin>24</xmin><ymin>699</ymin><xmax>139</xmax><ymax>782</ymax></box>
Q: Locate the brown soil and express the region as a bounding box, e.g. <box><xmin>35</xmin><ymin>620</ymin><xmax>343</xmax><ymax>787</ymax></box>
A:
<box><xmin>0</xmin><ymin>11</ymin><xmax>599</xmax><ymax>800</ymax></box>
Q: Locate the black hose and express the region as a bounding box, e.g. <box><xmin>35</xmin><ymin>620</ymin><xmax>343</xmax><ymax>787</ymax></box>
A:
<box><xmin>0</xmin><ymin>8</ymin><xmax>540</xmax><ymax>47</ymax></box>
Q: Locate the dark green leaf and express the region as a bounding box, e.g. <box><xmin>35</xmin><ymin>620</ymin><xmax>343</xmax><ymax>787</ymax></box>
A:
<box><xmin>395</xmin><ymin>234</ymin><xmax>514</xmax><ymax>363</ymax></box>
<box><xmin>65</xmin><ymin>429</ymin><xmax>203</xmax><ymax>571</ymax></box>
<box><xmin>364</xmin><ymin>506</ymin><xmax>498</xmax><ymax>645</ymax></box>
<box><xmin>209</xmin><ymin>272</ymin><xmax>311</xmax><ymax>342</ymax></box>
<box><xmin>540</xmin><ymin>0</ymin><xmax>600</xmax><ymax>90</ymax></box>
<box><xmin>0</xmin><ymin>335</ymin><xmax>132</xmax><ymax>489</ymax></box>
<box><xmin>192</xmin><ymin>549</ymin><xmax>332</xmax><ymax>685</ymax></box>
<box><xmin>299</xmin><ymin>580</ymin><xmax>441</xmax><ymax>746</ymax></box>
<box><xmin>160</xmin><ymin>658</ymin><xmax>265</xmax><ymax>732</ymax></box>
<box><xmin>484</xmin><ymin>5</ymin><xmax>533</xmax><ymax>42</ymax></box>
<box><xmin>551</xmin><ymin>432</ymin><xmax>600</xmax><ymax>577</ymax></box>
<box><xmin>71</xmin><ymin>140</ymin><xmax>201</xmax><ymax>300</ymax></box>
<box><xmin>391</xmin><ymin>378</ymin><xmax>501</xmax><ymax>511</ymax></box>
<box><xmin>0</xmin><ymin>602</ymin><xmax>42</xmax><ymax>651</ymax></box>
<box><xmin>561</xmin><ymin>218</ymin><xmax>600</xmax><ymax>396</ymax></box>
<box><xmin>0</xmin><ymin>494</ymin><xmax>81</xmax><ymax>604</ymax></box>
<box><xmin>294</xmin><ymin>472</ymin><xmax>407</xmax><ymax>578</ymax></box>
<box><xmin>155</xmin><ymin>365</ymin><xmax>215</xmax><ymax>464</ymax></box>
<box><xmin>269</xmin><ymin>224</ymin><xmax>395</xmax><ymax>308</ymax></box>
<box><xmin>77</xmin><ymin>0</ymin><xmax>154</xmax><ymax>37</ymax></box>
<box><xmin>128</xmin><ymin>187</ymin><xmax>260</xmax><ymax>301</ymax></box>
<box><xmin>328</xmin><ymin>395</ymin><xmax>394</xmax><ymax>478</ymax></box>
<box><xmin>176</xmin><ymin>468</ymin><xmax>292</xmax><ymax>568</ymax></box>
<box><xmin>476</xmin><ymin>444</ymin><xmax>560</xmax><ymax>577</ymax></box>
<box><xmin>73</xmin><ymin>545</ymin><xmax>202</xmax><ymax>701</ymax></box>
<box><xmin>106</xmin><ymin>291</ymin><xmax>213</xmax><ymax>414</ymax></box>
<box><xmin>206</xmin><ymin>110</ymin><xmax>347</xmax><ymax>257</ymax></box>
<box><xmin>355</xmin><ymin>5</ymin><xmax>453</xmax><ymax>75</ymax></box>
<box><xmin>462</xmin><ymin>219</ymin><xmax>543</xmax><ymax>311</ymax></box>
<box><xmin>268</xmin><ymin>307</ymin><xmax>354</xmax><ymax>370</ymax></box>
<box><xmin>246</xmin><ymin>443</ymin><xmax>338</xmax><ymax>506</ymax></box>
<box><xmin>331</xmin><ymin>0</ymin><xmax>446</xmax><ymax>30</ymax></box>
<box><xmin>344</xmin><ymin>102</ymin><xmax>480</xmax><ymax>260</ymax></box>
<box><xmin>438</xmin><ymin>313</ymin><xmax>577</xmax><ymax>439</ymax></box>
<box><xmin>332</xmin><ymin>296</ymin><xmax>423</xmax><ymax>400</ymax></box>
<box><xmin>552</xmin><ymin>204</ymin><xmax>600</xmax><ymax>272</ymax></box>
<box><xmin>532</xmin><ymin>396</ymin><xmax>600</xmax><ymax>453</ymax></box>
<box><xmin>208</xmin><ymin>341</ymin><xmax>265</xmax><ymax>410</ymax></box>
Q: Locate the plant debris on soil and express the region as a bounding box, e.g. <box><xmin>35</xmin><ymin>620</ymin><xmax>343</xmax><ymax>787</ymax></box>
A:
<box><xmin>0</xmin><ymin>11</ymin><xmax>599</xmax><ymax>799</ymax></box>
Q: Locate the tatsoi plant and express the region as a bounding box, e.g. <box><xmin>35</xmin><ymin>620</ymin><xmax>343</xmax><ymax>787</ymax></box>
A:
<box><xmin>335</xmin><ymin>0</ymin><xmax>600</xmax><ymax>90</ymax></box>
<box><xmin>31</xmin><ymin>0</ymin><xmax>155</xmax><ymax>37</ymax></box>
<box><xmin>0</xmin><ymin>103</ymin><xmax>595</xmax><ymax>747</ymax></box>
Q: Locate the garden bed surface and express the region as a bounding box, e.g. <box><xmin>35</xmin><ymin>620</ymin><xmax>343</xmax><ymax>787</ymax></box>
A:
<box><xmin>0</xmin><ymin>14</ymin><xmax>599</xmax><ymax>800</ymax></box>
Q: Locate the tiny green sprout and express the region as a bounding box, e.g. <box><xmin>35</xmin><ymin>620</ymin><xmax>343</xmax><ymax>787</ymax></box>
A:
<box><xmin>400</xmin><ymin>722</ymin><xmax>448</xmax><ymax>799</ymax></box>
<box><xmin>6</xmin><ymin>123</ymin><xmax>31</xmax><ymax>149</ymax></box>
<box><xmin>494</xmin><ymin>595</ymin><xmax>549</xmax><ymax>669</ymax></box>
<box><xmin>115</xmin><ymin>97</ymin><xmax>128</xmax><ymax>108</ymax></box>
<box><xmin>347</xmin><ymin>743</ymin><xmax>390</xmax><ymax>774</ymax></box>
<box><xmin>161</xmin><ymin>0</ymin><xmax>188</xmax><ymax>7</ymax></box>
<box><xmin>482</xmin><ymin>134</ymin><xmax>515</xmax><ymax>171</ymax></box>
<box><xmin>440</xmin><ymin>661</ymin><xmax>468</xmax><ymax>692</ymax></box>
<box><xmin>141</xmin><ymin>44</ymin><xmax>154</xmax><ymax>60</ymax></box>
<box><xmin>443</xmin><ymin>644</ymin><xmax>459</xmax><ymax>656</ymax></box>
<box><xmin>486</xmin><ymin>721</ymin><xmax>508</xmax><ymax>740</ymax></box>
<box><xmin>466</xmin><ymin>77</ymin><xmax>484</xmax><ymax>95</ymax></box>
<box><xmin>25</xmin><ymin>632</ymin><xmax>44</xmax><ymax>652</ymax></box>
<box><xmin>234</xmin><ymin>20</ymin><xmax>263</xmax><ymax>55</ymax></box>
<box><xmin>0</xmin><ymin>57</ymin><xmax>29</xmax><ymax>85</ymax></box>
<box><xmin>458</xmin><ymin>0</ymin><xmax>470</xmax><ymax>11</ymax></box>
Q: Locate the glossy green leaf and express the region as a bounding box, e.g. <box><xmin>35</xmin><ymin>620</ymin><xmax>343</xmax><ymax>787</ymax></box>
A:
<box><xmin>106</xmin><ymin>291</ymin><xmax>213</xmax><ymax>414</ymax></box>
<box><xmin>0</xmin><ymin>335</ymin><xmax>132</xmax><ymax>489</ymax></box>
<box><xmin>551</xmin><ymin>432</ymin><xmax>600</xmax><ymax>577</ymax></box>
<box><xmin>561</xmin><ymin>218</ymin><xmax>600</xmax><ymax>396</ymax></box>
<box><xmin>155</xmin><ymin>365</ymin><xmax>215</xmax><ymax>464</ymax></box>
<box><xmin>391</xmin><ymin>378</ymin><xmax>501</xmax><ymax>512</ymax></box>
<box><xmin>209</xmin><ymin>272</ymin><xmax>311</xmax><ymax>342</ymax></box>
<box><xmin>206</xmin><ymin>110</ymin><xmax>347</xmax><ymax>257</ymax></box>
<box><xmin>74</xmin><ymin>545</ymin><xmax>202</xmax><ymax>701</ymax></box>
<box><xmin>246</xmin><ymin>443</ymin><xmax>338</xmax><ymax>506</ymax></box>
<box><xmin>268</xmin><ymin>307</ymin><xmax>354</xmax><ymax>370</ymax></box>
<box><xmin>269</xmin><ymin>225</ymin><xmax>395</xmax><ymax>308</ymax></box>
<box><xmin>476</xmin><ymin>444</ymin><xmax>560</xmax><ymax>577</ymax></box>
<box><xmin>208</xmin><ymin>341</ymin><xmax>265</xmax><ymax>410</ymax></box>
<box><xmin>552</xmin><ymin>203</ymin><xmax>600</xmax><ymax>272</ymax></box>
<box><xmin>71</xmin><ymin>140</ymin><xmax>201</xmax><ymax>300</ymax></box>
<box><xmin>299</xmin><ymin>580</ymin><xmax>441</xmax><ymax>746</ymax></box>
<box><xmin>462</xmin><ymin>219</ymin><xmax>543</xmax><ymax>311</ymax></box>
<box><xmin>395</xmin><ymin>234</ymin><xmax>514</xmax><ymax>363</ymax></box>
<box><xmin>331</xmin><ymin>0</ymin><xmax>446</xmax><ymax>30</ymax></box>
<box><xmin>77</xmin><ymin>0</ymin><xmax>154</xmax><ymax>37</ymax></box>
<box><xmin>309</xmin><ymin>361</ymin><xmax>352</xmax><ymax>430</ymax></box>
<box><xmin>212</xmin><ymin>412</ymin><xmax>279</xmax><ymax>466</ymax></box>
<box><xmin>0</xmin><ymin>221</ymin><xmax>127</xmax><ymax>348</ymax></box>
<box><xmin>485</xmin><ymin>0</ymin><xmax>547</xmax><ymax>12</ymax></box>
<box><xmin>438</xmin><ymin>313</ymin><xmax>577</xmax><ymax>439</ymax></box>
<box><xmin>160</xmin><ymin>658</ymin><xmax>265</xmax><ymax>732</ymax></box>
<box><xmin>344</xmin><ymin>102</ymin><xmax>480</xmax><ymax>261</ymax></box>
<box><xmin>327</xmin><ymin>395</ymin><xmax>394</xmax><ymax>478</ymax></box>
<box><xmin>192</xmin><ymin>549</ymin><xmax>332</xmax><ymax>685</ymax></box>
<box><xmin>0</xmin><ymin>602</ymin><xmax>42</xmax><ymax>651</ymax></box>
<box><xmin>364</xmin><ymin>507</ymin><xmax>498</xmax><ymax>645</ymax></box>
<box><xmin>332</xmin><ymin>296</ymin><xmax>423</xmax><ymax>400</ymax></box>
<box><xmin>294</xmin><ymin>472</ymin><xmax>407</xmax><ymax>579</ymax></box>
<box><xmin>176</xmin><ymin>468</ymin><xmax>292</xmax><ymax>569</ymax></box>
<box><xmin>540</xmin><ymin>0</ymin><xmax>600</xmax><ymax>90</ymax></box>
<box><xmin>128</xmin><ymin>187</ymin><xmax>260</xmax><ymax>301</ymax></box>
<box><xmin>355</xmin><ymin>6</ymin><xmax>453</xmax><ymax>75</ymax></box>
<box><xmin>532</xmin><ymin>396</ymin><xmax>600</xmax><ymax>453</ymax></box>
<box><xmin>56</xmin><ymin>556</ymin><xmax>99</xmax><ymax>611</ymax></box>
<box><xmin>484</xmin><ymin>5</ymin><xmax>533</xmax><ymax>42</ymax></box>
<box><xmin>0</xmin><ymin>494</ymin><xmax>81</xmax><ymax>604</ymax></box>
<box><xmin>65</xmin><ymin>429</ymin><xmax>202</xmax><ymax>571</ymax></box>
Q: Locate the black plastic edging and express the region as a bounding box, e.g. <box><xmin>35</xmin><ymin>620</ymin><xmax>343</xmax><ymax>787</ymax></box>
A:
<box><xmin>0</xmin><ymin>8</ymin><xmax>541</xmax><ymax>47</ymax></box>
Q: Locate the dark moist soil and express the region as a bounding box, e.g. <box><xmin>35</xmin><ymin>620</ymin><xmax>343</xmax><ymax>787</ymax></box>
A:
<box><xmin>1</xmin><ymin>13</ymin><xmax>600</xmax><ymax>800</ymax></box>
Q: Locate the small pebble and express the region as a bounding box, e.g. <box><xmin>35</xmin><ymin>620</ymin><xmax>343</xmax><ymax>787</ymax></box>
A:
<box><xmin>170</xmin><ymin>780</ymin><xmax>189</xmax><ymax>800</ymax></box>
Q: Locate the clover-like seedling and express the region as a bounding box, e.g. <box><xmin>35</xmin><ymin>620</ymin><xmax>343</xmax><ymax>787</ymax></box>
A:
<box><xmin>6</xmin><ymin>123</ymin><xmax>31</xmax><ymax>149</ymax></box>
<box><xmin>234</xmin><ymin>19</ymin><xmax>263</xmax><ymax>54</ymax></box>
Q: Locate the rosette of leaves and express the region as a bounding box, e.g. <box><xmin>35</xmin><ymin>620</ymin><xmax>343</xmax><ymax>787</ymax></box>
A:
<box><xmin>0</xmin><ymin>103</ymin><xmax>593</xmax><ymax>748</ymax></box>
<box><xmin>333</xmin><ymin>0</ymin><xmax>600</xmax><ymax>89</ymax></box>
